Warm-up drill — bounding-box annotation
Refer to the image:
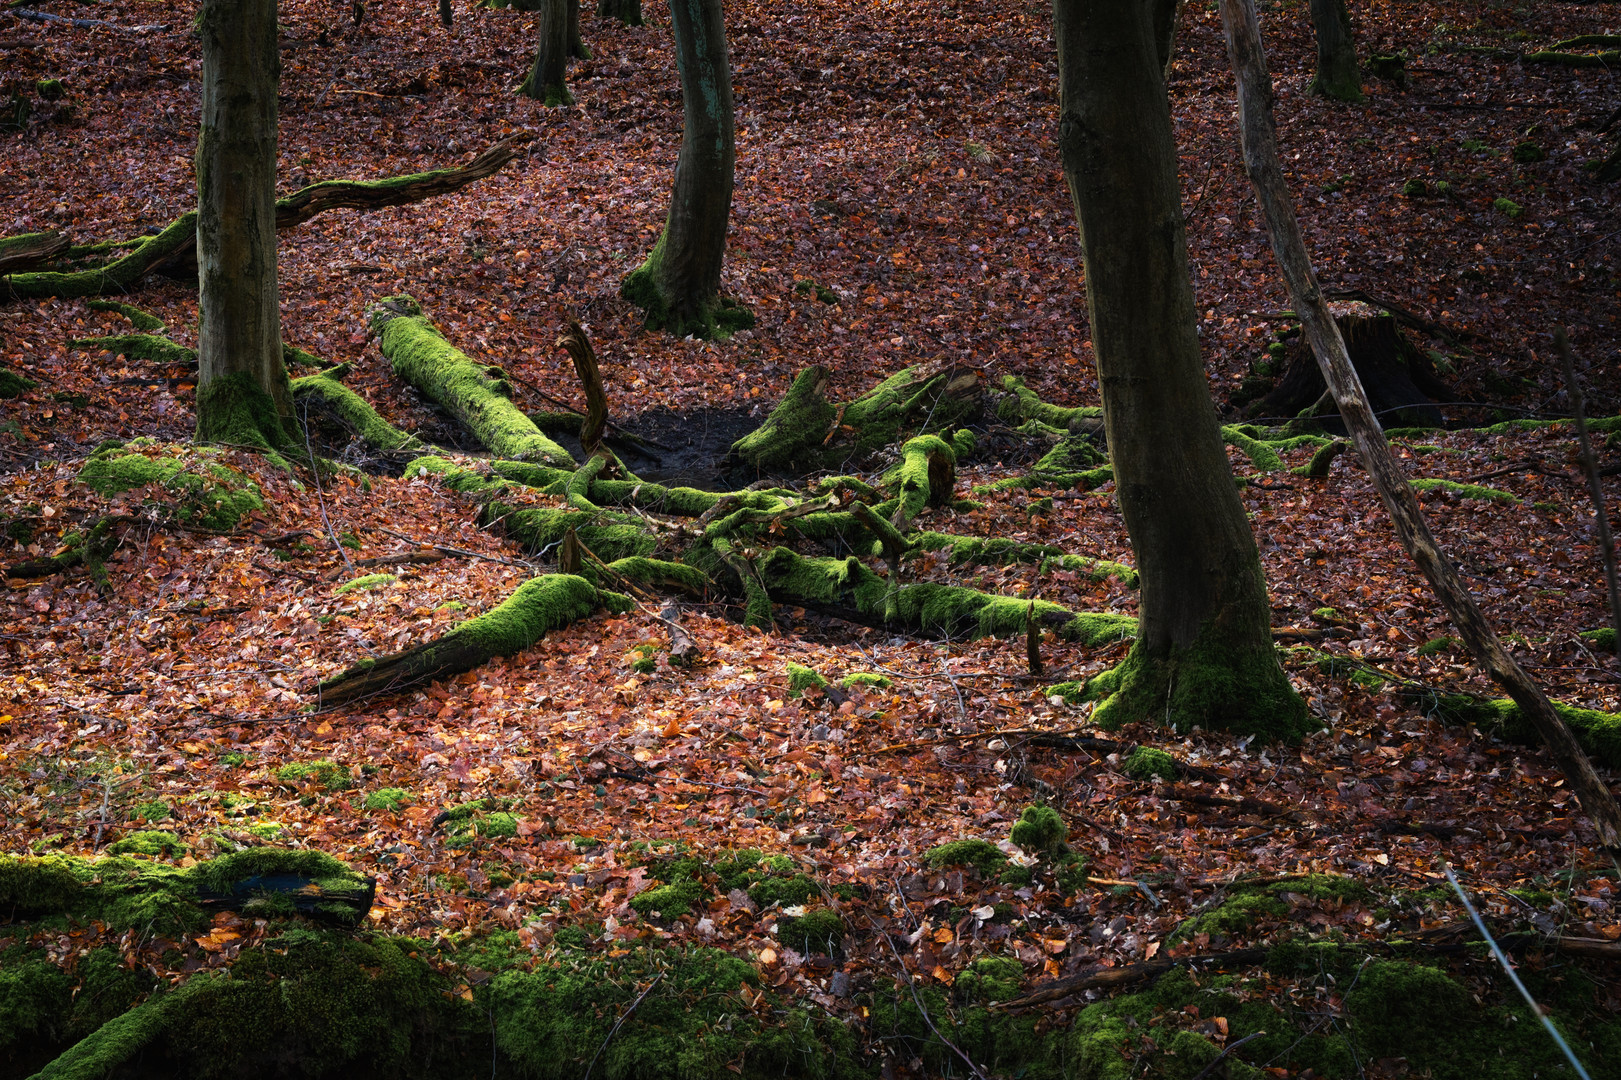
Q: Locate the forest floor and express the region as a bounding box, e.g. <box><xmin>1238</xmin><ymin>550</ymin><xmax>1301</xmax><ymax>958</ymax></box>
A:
<box><xmin>2</xmin><ymin>1</ymin><xmax>1621</xmax><ymax>1078</ymax></box>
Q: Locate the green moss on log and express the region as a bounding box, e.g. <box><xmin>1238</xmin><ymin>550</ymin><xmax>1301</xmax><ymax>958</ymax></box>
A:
<box><xmin>334</xmin><ymin>573</ymin><xmax>397</xmax><ymax>595</ymax></box>
<box><xmin>995</xmin><ymin>375</ymin><xmax>1101</xmax><ymax>428</ymax></box>
<box><xmin>85</xmin><ymin>299</ymin><xmax>167</xmax><ymax>331</ymax></box>
<box><xmin>368</xmin><ymin>295</ymin><xmax>574</xmax><ymax>466</ymax></box>
<box><xmin>1410</xmin><ymin>477</ymin><xmax>1517</xmax><ymax>503</ymax></box>
<box><xmin>0</xmin><ymin>367</ymin><xmax>39</xmax><ymax>398</ymax></box>
<box><xmin>1416</xmin><ymin>691</ymin><xmax>1621</xmax><ymax>768</ymax></box>
<box><xmin>291</xmin><ymin>371</ymin><xmax>426</xmax><ymax>456</ymax></box>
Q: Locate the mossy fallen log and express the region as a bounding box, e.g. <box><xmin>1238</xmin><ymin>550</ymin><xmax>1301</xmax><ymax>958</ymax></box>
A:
<box><xmin>0</xmin><ymin>847</ymin><xmax>375</xmax><ymax>931</ymax></box>
<box><xmin>1</xmin><ymin>137</ymin><xmax>530</xmax><ymax>301</ymax></box>
<box><xmin>0</xmin><ymin>229</ymin><xmax>70</xmax><ymax>275</ymax></box>
<box><xmin>1410</xmin><ymin>689</ymin><xmax>1621</xmax><ymax>768</ymax></box>
<box><xmin>367</xmin><ymin>295</ymin><xmax>575</xmax><ymax>466</ymax></box>
<box><xmin>85</xmin><ymin>298</ymin><xmax>167</xmax><ymax>331</ymax></box>
<box><xmin>291</xmin><ymin>370</ymin><xmax>427</xmax><ymax>459</ymax></box>
<box><xmin>730</xmin><ymin>361</ymin><xmax>982</xmax><ymax>472</ymax></box>
<box><xmin>317</xmin><ymin>573</ymin><xmax>623</xmax><ymax>705</ymax></box>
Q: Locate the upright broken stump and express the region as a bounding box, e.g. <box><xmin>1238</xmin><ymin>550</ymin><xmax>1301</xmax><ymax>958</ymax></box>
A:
<box><xmin>1249</xmin><ymin>314</ymin><xmax>1453</xmax><ymax>430</ymax></box>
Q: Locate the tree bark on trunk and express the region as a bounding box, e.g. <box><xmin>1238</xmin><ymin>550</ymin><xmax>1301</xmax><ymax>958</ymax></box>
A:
<box><xmin>1153</xmin><ymin>0</ymin><xmax>1184</xmax><ymax>81</ymax></box>
<box><xmin>1306</xmin><ymin>0</ymin><xmax>1363</xmax><ymax>102</ymax></box>
<box><xmin>194</xmin><ymin>0</ymin><xmax>291</xmax><ymax>451</ymax></box>
<box><xmin>1220</xmin><ymin>0</ymin><xmax>1621</xmax><ymax>846</ymax></box>
<box><xmin>441</xmin><ymin>0</ymin><xmax>453</xmax><ymax>27</ymax></box>
<box><xmin>597</xmin><ymin>0</ymin><xmax>642</xmax><ymax>26</ymax></box>
<box><xmin>1053</xmin><ymin>0</ymin><xmax>1307</xmax><ymax>739</ymax></box>
<box><xmin>620</xmin><ymin>0</ymin><xmax>752</xmax><ymax>339</ymax></box>
<box><xmin>518</xmin><ymin>0</ymin><xmax>572</xmax><ymax>105</ymax></box>
<box><xmin>567</xmin><ymin>0</ymin><xmax>590</xmax><ymax>57</ymax></box>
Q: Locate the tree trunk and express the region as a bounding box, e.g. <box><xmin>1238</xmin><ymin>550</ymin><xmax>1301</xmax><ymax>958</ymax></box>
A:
<box><xmin>1220</xmin><ymin>0</ymin><xmax>1621</xmax><ymax>847</ymax></box>
<box><xmin>1306</xmin><ymin>0</ymin><xmax>1363</xmax><ymax>102</ymax></box>
<box><xmin>441</xmin><ymin>0</ymin><xmax>453</xmax><ymax>27</ymax></box>
<box><xmin>597</xmin><ymin>0</ymin><xmax>642</xmax><ymax>26</ymax></box>
<box><xmin>1052</xmin><ymin>0</ymin><xmax>1308</xmax><ymax>740</ymax></box>
<box><xmin>518</xmin><ymin>0</ymin><xmax>572</xmax><ymax>106</ymax></box>
<box><xmin>620</xmin><ymin>0</ymin><xmax>752</xmax><ymax>339</ymax></box>
<box><xmin>567</xmin><ymin>0</ymin><xmax>590</xmax><ymax>57</ymax></box>
<box><xmin>1153</xmin><ymin>0</ymin><xmax>1183</xmax><ymax>81</ymax></box>
<box><xmin>194</xmin><ymin>0</ymin><xmax>291</xmax><ymax>451</ymax></box>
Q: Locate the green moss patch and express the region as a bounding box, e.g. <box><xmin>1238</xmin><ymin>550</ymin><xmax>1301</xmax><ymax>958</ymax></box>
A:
<box><xmin>437</xmin><ymin>800</ymin><xmax>522</xmax><ymax>847</ymax></box>
<box><xmin>275</xmin><ymin>759</ymin><xmax>354</xmax><ymax>792</ymax></box>
<box><xmin>839</xmin><ymin>672</ymin><xmax>892</xmax><ymax>690</ymax></box>
<box><xmin>786</xmin><ymin>662</ymin><xmax>829</xmax><ymax>697</ymax></box>
<box><xmin>0</xmin><ymin>367</ymin><xmax>39</xmax><ymax>398</ymax></box>
<box><xmin>77</xmin><ymin>441</ymin><xmax>265</xmax><ymax>531</ymax></box>
<box><xmin>1415</xmin><ymin>691</ymin><xmax>1621</xmax><ymax>768</ymax></box>
<box><xmin>334</xmin><ymin>573</ymin><xmax>398</xmax><ymax>595</ymax></box>
<box><xmin>363</xmin><ymin>788</ymin><xmax>412</xmax><ymax>812</ymax></box>
<box><xmin>922</xmin><ymin>839</ymin><xmax>1008</xmax><ymax>877</ymax></box>
<box><xmin>1410</xmin><ymin>477</ymin><xmax>1518</xmax><ymax>503</ymax></box>
<box><xmin>104</xmin><ymin>831</ymin><xmax>187</xmax><ymax>858</ymax></box>
<box><xmin>1124</xmin><ymin>746</ymin><xmax>1178</xmax><ymax>781</ymax></box>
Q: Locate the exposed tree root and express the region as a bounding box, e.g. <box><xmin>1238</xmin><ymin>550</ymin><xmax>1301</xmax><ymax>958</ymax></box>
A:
<box><xmin>0</xmin><ymin>137</ymin><xmax>530</xmax><ymax>301</ymax></box>
<box><xmin>317</xmin><ymin>573</ymin><xmax>625</xmax><ymax>706</ymax></box>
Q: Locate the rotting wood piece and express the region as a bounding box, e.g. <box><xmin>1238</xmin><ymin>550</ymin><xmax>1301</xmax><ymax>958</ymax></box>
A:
<box><xmin>1248</xmin><ymin>314</ymin><xmax>1454</xmax><ymax>430</ymax></box>
<box><xmin>0</xmin><ymin>230</ymin><xmax>70</xmax><ymax>276</ymax></box>
<box><xmin>1</xmin><ymin>136</ymin><xmax>531</xmax><ymax>300</ymax></box>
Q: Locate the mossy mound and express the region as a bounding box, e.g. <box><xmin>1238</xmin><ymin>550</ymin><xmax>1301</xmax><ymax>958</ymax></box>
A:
<box><xmin>786</xmin><ymin>662</ymin><xmax>829</xmax><ymax>697</ymax></box>
<box><xmin>77</xmin><ymin>440</ymin><xmax>265</xmax><ymax>531</ymax></box>
<box><xmin>1124</xmin><ymin>746</ymin><xmax>1178</xmax><ymax>781</ymax></box>
<box><xmin>839</xmin><ymin>672</ymin><xmax>892</xmax><ymax>691</ymax></box>
<box><xmin>0</xmin><ymin>366</ymin><xmax>39</xmax><ymax>398</ymax></box>
<box><xmin>275</xmin><ymin>759</ymin><xmax>354</xmax><ymax>792</ymax></box>
<box><xmin>1168</xmin><ymin>874</ymin><xmax>1373</xmax><ymax>948</ymax></box>
<box><xmin>362</xmin><ymin>788</ymin><xmax>412</xmax><ymax>812</ymax></box>
<box><xmin>104</xmin><ymin>830</ymin><xmax>188</xmax><ymax>858</ymax></box>
<box><xmin>922</xmin><ymin>839</ymin><xmax>1009</xmax><ymax>877</ymax></box>
<box><xmin>776</xmin><ymin>908</ymin><xmax>844</xmax><ymax>955</ymax></box>
<box><xmin>333</xmin><ymin>573</ymin><xmax>398</xmax><ymax>596</ymax></box>
<box><xmin>1582</xmin><ymin>627</ymin><xmax>1616</xmax><ymax>654</ymax></box>
<box><xmin>1008</xmin><ymin>805</ymin><xmax>1067</xmax><ymax>858</ymax></box>
<box><xmin>436</xmin><ymin>800</ymin><xmax>521</xmax><ymax>846</ymax></box>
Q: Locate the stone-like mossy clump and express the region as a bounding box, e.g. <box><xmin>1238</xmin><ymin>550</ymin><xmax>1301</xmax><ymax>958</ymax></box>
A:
<box><xmin>334</xmin><ymin>572</ymin><xmax>398</xmax><ymax>595</ymax></box>
<box><xmin>0</xmin><ymin>366</ymin><xmax>39</xmax><ymax>398</ymax></box>
<box><xmin>1169</xmin><ymin>874</ymin><xmax>1372</xmax><ymax>948</ymax></box>
<box><xmin>922</xmin><ymin>839</ymin><xmax>1008</xmax><ymax>877</ymax></box>
<box><xmin>840</xmin><ymin>671</ymin><xmax>892</xmax><ymax>691</ymax></box>
<box><xmin>275</xmin><ymin>759</ymin><xmax>353</xmax><ymax>792</ymax></box>
<box><xmin>363</xmin><ymin>788</ymin><xmax>412</xmax><ymax>812</ymax></box>
<box><xmin>954</xmin><ymin>956</ymin><xmax>1023</xmax><ymax>1004</ymax></box>
<box><xmin>1045</xmin><ymin>680</ymin><xmax>1087</xmax><ymax>704</ymax></box>
<box><xmin>105</xmin><ymin>831</ymin><xmax>188</xmax><ymax>858</ymax></box>
<box><xmin>438</xmin><ymin>801</ymin><xmax>522</xmax><ymax>846</ymax></box>
<box><xmin>786</xmin><ymin>662</ymin><xmax>829</xmax><ymax>697</ymax></box>
<box><xmin>776</xmin><ymin>908</ymin><xmax>844</xmax><ymax>955</ymax></box>
<box><xmin>77</xmin><ymin>441</ymin><xmax>266</xmax><ymax>531</ymax></box>
<box><xmin>1008</xmin><ymin>805</ymin><xmax>1067</xmax><ymax>858</ymax></box>
<box><xmin>1493</xmin><ymin>197</ymin><xmax>1523</xmax><ymax>218</ymax></box>
<box><xmin>1124</xmin><ymin>746</ymin><xmax>1178</xmax><ymax>781</ymax></box>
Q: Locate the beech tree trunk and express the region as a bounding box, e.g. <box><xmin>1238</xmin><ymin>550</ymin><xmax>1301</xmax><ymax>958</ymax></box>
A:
<box><xmin>567</xmin><ymin>0</ymin><xmax>589</xmax><ymax>57</ymax></box>
<box><xmin>518</xmin><ymin>0</ymin><xmax>571</xmax><ymax>105</ymax></box>
<box><xmin>597</xmin><ymin>0</ymin><xmax>642</xmax><ymax>26</ymax></box>
<box><xmin>620</xmin><ymin>0</ymin><xmax>752</xmax><ymax>339</ymax></box>
<box><xmin>1052</xmin><ymin>0</ymin><xmax>1307</xmax><ymax>739</ymax></box>
<box><xmin>1306</xmin><ymin>0</ymin><xmax>1363</xmax><ymax>102</ymax></box>
<box><xmin>194</xmin><ymin>0</ymin><xmax>291</xmax><ymax>450</ymax></box>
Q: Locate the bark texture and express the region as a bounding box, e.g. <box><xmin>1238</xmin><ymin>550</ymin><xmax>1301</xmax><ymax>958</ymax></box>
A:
<box><xmin>1221</xmin><ymin>0</ymin><xmax>1621</xmax><ymax>845</ymax></box>
<box><xmin>620</xmin><ymin>0</ymin><xmax>752</xmax><ymax>339</ymax></box>
<box><xmin>567</xmin><ymin>0</ymin><xmax>590</xmax><ymax>57</ymax></box>
<box><xmin>1053</xmin><ymin>0</ymin><xmax>1307</xmax><ymax>738</ymax></box>
<box><xmin>1306</xmin><ymin>0</ymin><xmax>1363</xmax><ymax>102</ymax></box>
<box><xmin>518</xmin><ymin>0</ymin><xmax>572</xmax><ymax>105</ymax></box>
<box><xmin>194</xmin><ymin>0</ymin><xmax>290</xmax><ymax>449</ymax></box>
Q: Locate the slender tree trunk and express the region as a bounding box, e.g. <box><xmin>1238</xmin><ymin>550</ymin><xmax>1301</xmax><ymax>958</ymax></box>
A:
<box><xmin>440</xmin><ymin>0</ymin><xmax>453</xmax><ymax>28</ymax></box>
<box><xmin>1220</xmin><ymin>0</ymin><xmax>1621</xmax><ymax>845</ymax></box>
<box><xmin>1306</xmin><ymin>0</ymin><xmax>1363</xmax><ymax>102</ymax></box>
<box><xmin>620</xmin><ymin>0</ymin><xmax>752</xmax><ymax>339</ymax></box>
<box><xmin>1052</xmin><ymin>0</ymin><xmax>1307</xmax><ymax>739</ymax></box>
<box><xmin>567</xmin><ymin>0</ymin><xmax>590</xmax><ymax>57</ymax></box>
<box><xmin>1153</xmin><ymin>0</ymin><xmax>1183</xmax><ymax>81</ymax></box>
<box><xmin>518</xmin><ymin>0</ymin><xmax>571</xmax><ymax>105</ymax></box>
<box><xmin>194</xmin><ymin>0</ymin><xmax>291</xmax><ymax>450</ymax></box>
<box><xmin>597</xmin><ymin>0</ymin><xmax>642</xmax><ymax>26</ymax></box>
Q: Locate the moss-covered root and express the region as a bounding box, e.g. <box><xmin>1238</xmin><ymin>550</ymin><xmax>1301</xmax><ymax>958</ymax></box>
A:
<box><xmin>620</xmin><ymin>235</ymin><xmax>755</xmax><ymax>341</ymax></box>
<box><xmin>729</xmin><ymin>366</ymin><xmax>838</xmax><ymax>472</ymax></box>
<box><xmin>755</xmin><ymin>546</ymin><xmax>1137</xmax><ymax>643</ymax></box>
<box><xmin>70</xmin><ymin>333</ymin><xmax>198</xmax><ymax>366</ymax></box>
<box><xmin>1085</xmin><ymin>635</ymin><xmax>1314</xmax><ymax>741</ymax></box>
<box><xmin>0</xmin><ymin>366</ymin><xmax>39</xmax><ymax>398</ymax></box>
<box><xmin>291</xmin><ymin>371</ymin><xmax>425</xmax><ymax>458</ymax></box>
<box><xmin>888</xmin><ymin>434</ymin><xmax>956</xmax><ymax>530</ymax></box>
<box><xmin>1416</xmin><ymin>691</ymin><xmax>1621</xmax><ymax>768</ymax></box>
<box><xmin>731</xmin><ymin>362</ymin><xmax>983</xmax><ymax>473</ymax></box>
<box><xmin>85</xmin><ymin>299</ymin><xmax>168</xmax><ymax>331</ymax></box>
<box><xmin>316</xmin><ymin>574</ymin><xmax>620</xmax><ymax>705</ymax></box>
<box><xmin>995</xmin><ymin>374</ymin><xmax>1102</xmax><ymax>428</ymax></box>
<box><xmin>366</xmin><ymin>294</ymin><xmax>575</xmax><ymax>467</ymax></box>
<box><xmin>0</xmin><ymin>211</ymin><xmax>199</xmax><ymax>301</ymax></box>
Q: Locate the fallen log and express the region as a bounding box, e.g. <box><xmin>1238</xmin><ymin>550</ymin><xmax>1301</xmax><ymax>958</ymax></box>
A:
<box><xmin>0</xmin><ymin>230</ymin><xmax>69</xmax><ymax>275</ymax></box>
<box><xmin>366</xmin><ymin>294</ymin><xmax>575</xmax><ymax>466</ymax></box>
<box><xmin>1</xmin><ymin>136</ymin><xmax>530</xmax><ymax>300</ymax></box>
<box><xmin>316</xmin><ymin>573</ymin><xmax>624</xmax><ymax>705</ymax></box>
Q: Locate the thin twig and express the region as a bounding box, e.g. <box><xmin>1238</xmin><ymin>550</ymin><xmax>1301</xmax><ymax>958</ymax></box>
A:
<box><xmin>582</xmin><ymin>973</ymin><xmax>664</xmax><ymax>1080</ymax></box>
<box><xmin>1443</xmin><ymin>863</ymin><xmax>1594</xmax><ymax>1080</ymax></box>
<box><xmin>1189</xmin><ymin>1031</ymin><xmax>1268</xmax><ymax>1080</ymax></box>
<box><xmin>375</xmin><ymin>526</ymin><xmax>539</xmax><ymax>570</ymax></box>
<box><xmin>1556</xmin><ymin>328</ymin><xmax>1621</xmax><ymax>671</ymax></box>
<box><xmin>301</xmin><ymin>402</ymin><xmax>354</xmax><ymax>575</ymax></box>
<box><xmin>940</xmin><ymin>656</ymin><xmax>968</xmax><ymax>727</ymax></box>
<box><xmin>882</xmin><ymin>888</ymin><xmax>990</xmax><ymax>1080</ymax></box>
